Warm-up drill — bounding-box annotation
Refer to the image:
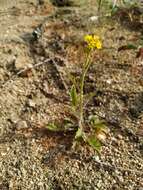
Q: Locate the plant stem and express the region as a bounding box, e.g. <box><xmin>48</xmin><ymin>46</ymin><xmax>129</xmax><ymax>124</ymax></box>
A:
<box><xmin>79</xmin><ymin>52</ymin><xmax>92</xmax><ymax>131</ymax></box>
<box><xmin>98</xmin><ymin>0</ymin><xmax>102</xmax><ymax>15</ymax></box>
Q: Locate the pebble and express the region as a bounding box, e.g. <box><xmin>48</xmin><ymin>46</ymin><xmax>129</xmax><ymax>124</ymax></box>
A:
<box><xmin>16</xmin><ymin>120</ymin><xmax>28</xmax><ymax>130</ymax></box>
<box><xmin>10</xmin><ymin>113</ymin><xmax>19</xmax><ymax>123</ymax></box>
<box><xmin>96</xmin><ymin>180</ymin><xmax>102</xmax><ymax>188</ymax></box>
<box><xmin>117</xmin><ymin>134</ymin><xmax>123</xmax><ymax>140</ymax></box>
<box><xmin>106</xmin><ymin>79</ymin><xmax>112</xmax><ymax>84</ymax></box>
<box><xmin>92</xmin><ymin>155</ymin><xmax>100</xmax><ymax>162</ymax></box>
<box><xmin>89</xmin><ymin>16</ymin><xmax>99</xmax><ymax>22</ymax></box>
<box><xmin>27</xmin><ymin>99</ymin><xmax>36</xmax><ymax>108</ymax></box>
<box><xmin>117</xmin><ymin>176</ymin><xmax>124</xmax><ymax>183</ymax></box>
<box><xmin>14</xmin><ymin>56</ymin><xmax>27</xmax><ymax>70</ymax></box>
<box><xmin>0</xmin><ymin>1</ymin><xmax>143</xmax><ymax>190</ymax></box>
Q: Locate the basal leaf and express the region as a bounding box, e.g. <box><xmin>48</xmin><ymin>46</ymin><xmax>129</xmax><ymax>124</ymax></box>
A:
<box><xmin>87</xmin><ymin>136</ymin><xmax>101</xmax><ymax>151</ymax></box>
<box><xmin>46</xmin><ymin>123</ymin><xmax>60</xmax><ymax>132</ymax></box>
<box><xmin>118</xmin><ymin>44</ymin><xmax>137</xmax><ymax>51</ymax></box>
<box><xmin>89</xmin><ymin>115</ymin><xmax>108</xmax><ymax>133</ymax></box>
<box><xmin>126</xmin><ymin>44</ymin><xmax>137</xmax><ymax>50</ymax></box>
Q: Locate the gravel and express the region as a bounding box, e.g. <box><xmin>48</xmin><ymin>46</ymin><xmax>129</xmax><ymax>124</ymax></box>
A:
<box><xmin>0</xmin><ymin>0</ymin><xmax>143</xmax><ymax>189</ymax></box>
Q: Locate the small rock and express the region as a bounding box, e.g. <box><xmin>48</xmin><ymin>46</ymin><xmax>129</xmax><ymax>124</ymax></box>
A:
<box><xmin>117</xmin><ymin>134</ymin><xmax>123</xmax><ymax>140</ymax></box>
<box><xmin>96</xmin><ymin>180</ymin><xmax>102</xmax><ymax>188</ymax></box>
<box><xmin>27</xmin><ymin>99</ymin><xmax>36</xmax><ymax>108</ymax></box>
<box><xmin>117</xmin><ymin>176</ymin><xmax>124</xmax><ymax>183</ymax></box>
<box><xmin>96</xmin><ymin>131</ymin><xmax>107</xmax><ymax>143</ymax></box>
<box><xmin>10</xmin><ymin>113</ymin><xmax>19</xmax><ymax>123</ymax></box>
<box><xmin>16</xmin><ymin>120</ymin><xmax>28</xmax><ymax>130</ymax></box>
<box><xmin>92</xmin><ymin>155</ymin><xmax>100</xmax><ymax>162</ymax></box>
<box><xmin>106</xmin><ymin>79</ymin><xmax>112</xmax><ymax>84</ymax></box>
<box><xmin>89</xmin><ymin>16</ymin><xmax>99</xmax><ymax>22</ymax></box>
<box><xmin>114</xmin><ymin>169</ymin><xmax>120</xmax><ymax>175</ymax></box>
<box><xmin>14</xmin><ymin>56</ymin><xmax>32</xmax><ymax>71</ymax></box>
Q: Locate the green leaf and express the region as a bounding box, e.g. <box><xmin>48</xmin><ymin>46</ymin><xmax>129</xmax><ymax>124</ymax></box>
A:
<box><xmin>94</xmin><ymin>123</ymin><xmax>108</xmax><ymax>132</ymax></box>
<box><xmin>118</xmin><ymin>44</ymin><xmax>137</xmax><ymax>51</ymax></box>
<box><xmin>63</xmin><ymin>118</ymin><xmax>75</xmax><ymax>131</ymax></box>
<box><xmin>87</xmin><ymin>136</ymin><xmax>101</xmax><ymax>151</ymax></box>
<box><xmin>46</xmin><ymin>123</ymin><xmax>60</xmax><ymax>132</ymax></box>
<box><xmin>89</xmin><ymin>115</ymin><xmax>108</xmax><ymax>133</ymax></box>
<box><xmin>75</xmin><ymin>128</ymin><xmax>83</xmax><ymax>139</ymax></box>
<box><xmin>126</xmin><ymin>44</ymin><xmax>137</xmax><ymax>50</ymax></box>
<box><xmin>89</xmin><ymin>115</ymin><xmax>104</xmax><ymax>125</ymax></box>
<box><xmin>63</xmin><ymin>117</ymin><xmax>73</xmax><ymax>124</ymax></box>
<box><xmin>111</xmin><ymin>5</ymin><xmax>119</xmax><ymax>15</ymax></box>
<box><xmin>70</xmin><ymin>85</ymin><xmax>78</xmax><ymax>108</ymax></box>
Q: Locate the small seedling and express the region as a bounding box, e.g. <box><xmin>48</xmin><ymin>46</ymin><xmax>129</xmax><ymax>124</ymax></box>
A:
<box><xmin>46</xmin><ymin>34</ymin><xmax>108</xmax><ymax>151</ymax></box>
<box><xmin>68</xmin><ymin>34</ymin><xmax>108</xmax><ymax>151</ymax></box>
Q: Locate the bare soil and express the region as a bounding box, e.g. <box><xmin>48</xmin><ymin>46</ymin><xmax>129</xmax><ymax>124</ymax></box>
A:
<box><xmin>0</xmin><ymin>0</ymin><xmax>143</xmax><ymax>189</ymax></box>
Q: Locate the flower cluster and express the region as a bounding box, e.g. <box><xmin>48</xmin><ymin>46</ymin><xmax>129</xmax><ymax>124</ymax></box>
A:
<box><xmin>84</xmin><ymin>34</ymin><xmax>102</xmax><ymax>50</ymax></box>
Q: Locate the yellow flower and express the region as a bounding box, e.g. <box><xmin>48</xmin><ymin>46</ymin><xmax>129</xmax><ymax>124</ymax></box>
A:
<box><xmin>84</xmin><ymin>34</ymin><xmax>102</xmax><ymax>50</ymax></box>
<box><xmin>96</xmin><ymin>41</ymin><xmax>102</xmax><ymax>49</ymax></box>
<box><xmin>84</xmin><ymin>35</ymin><xmax>93</xmax><ymax>42</ymax></box>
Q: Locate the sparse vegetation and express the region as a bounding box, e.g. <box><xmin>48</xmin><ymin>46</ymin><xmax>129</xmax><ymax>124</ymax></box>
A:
<box><xmin>98</xmin><ymin>0</ymin><xmax>143</xmax><ymax>17</ymax></box>
<box><xmin>0</xmin><ymin>0</ymin><xmax>143</xmax><ymax>189</ymax></box>
<box><xmin>47</xmin><ymin>34</ymin><xmax>108</xmax><ymax>151</ymax></box>
<box><xmin>69</xmin><ymin>35</ymin><xmax>107</xmax><ymax>150</ymax></box>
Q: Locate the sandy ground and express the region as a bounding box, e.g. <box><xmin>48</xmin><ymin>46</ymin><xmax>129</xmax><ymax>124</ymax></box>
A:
<box><xmin>0</xmin><ymin>0</ymin><xmax>143</xmax><ymax>189</ymax></box>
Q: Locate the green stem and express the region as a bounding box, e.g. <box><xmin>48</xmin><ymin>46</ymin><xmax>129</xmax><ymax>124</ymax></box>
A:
<box><xmin>79</xmin><ymin>51</ymin><xmax>92</xmax><ymax>131</ymax></box>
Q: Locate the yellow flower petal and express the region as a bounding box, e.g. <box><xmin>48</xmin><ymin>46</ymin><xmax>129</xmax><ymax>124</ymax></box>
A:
<box><xmin>84</xmin><ymin>34</ymin><xmax>102</xmax><ymax>50</ymax></box>
<box><xmin>96</xmin><ymin>41</ymin><xmax>102</xmax><ymax>49</ymax></box>
<box><xmin>84</xmin><ymin>35</ymin><xmax>92</xmax><ymax>42</ymax></box>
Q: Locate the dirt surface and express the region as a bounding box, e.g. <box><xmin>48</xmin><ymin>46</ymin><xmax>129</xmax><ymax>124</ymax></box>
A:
<box><xmin>0</xmin><ymin>0</ymin><xmax>143</xmax><ymax>189</ymax></box>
